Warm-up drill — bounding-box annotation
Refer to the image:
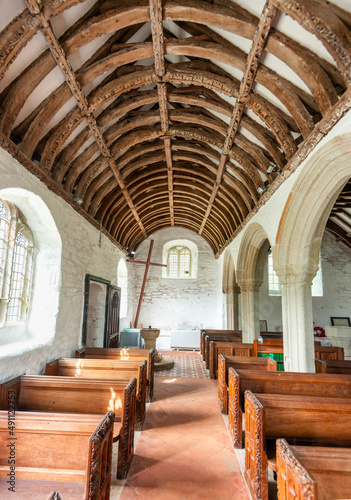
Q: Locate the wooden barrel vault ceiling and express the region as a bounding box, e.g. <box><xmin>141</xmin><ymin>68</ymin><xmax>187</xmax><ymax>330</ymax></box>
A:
<box><xmin>1</xmin><ymin>0</ymin><xmax>351</xmax><ymax>255</ymax></box>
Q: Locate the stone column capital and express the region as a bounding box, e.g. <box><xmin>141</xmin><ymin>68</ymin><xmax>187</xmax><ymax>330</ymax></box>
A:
<box><xmin>237</xmin><ymin>279</ymin><xmax>262</xmax><ymax>293</ymax></box>
<box><xmin>274</xmin><ymin>264</ymin><xmax>318</xmax><ymax>286</ymax></box>
<box><xmin>222</xmin><ymin>284</ymin><xmax>241</xmax><ymax>294</ymax></box>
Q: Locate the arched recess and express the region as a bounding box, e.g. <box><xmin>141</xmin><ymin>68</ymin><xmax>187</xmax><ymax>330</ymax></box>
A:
<box><xmin>0</xmin><ymin>187</ymin><xmax>62</xmax><ymax>355</ymax></box>
<box><xmin>236</xmin><ymin>223</ymin><xmax>271</xmax><ymax>342</ymax></box>
<box><xmin>117</xmin><ymin>258</ymin><xmax>128</xmax><ymax>321</ymax></box>
<box><xmin>222</xmin><ymin>250</ymin><xmax>240</xmax><ymax>330</ymax></box>
<box><xmin>274</xmin><ymin>133</ymin><xmax>351</xmax><ymax>373</ymax></box>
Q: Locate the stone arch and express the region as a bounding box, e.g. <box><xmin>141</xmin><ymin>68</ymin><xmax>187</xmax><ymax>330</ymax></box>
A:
<box><xmin>274</xmin><ymin>132</ymin><xmax>351</xmax><ymax>372</ymax></box>
<box><xmin>222</xmin><ymin>250</ymin><xmax>239</xmax><ymax>330</ymax></box>
<box><xmin>275</xmin><ymin>133</ymin><xmax>351</xmax><ymax>282</ymax></box>
<box><xmin>237</xmin><ymin>223</ymin><xmax>271</xmax><ymax>284</ymax></box>
<box><xmin>236</xmin><ymin>223</ymin><xmax>271</xmax><ymax>341</ymax></box>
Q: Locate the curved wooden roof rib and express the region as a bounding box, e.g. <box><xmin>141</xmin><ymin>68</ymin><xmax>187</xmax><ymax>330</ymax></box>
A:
<box><xmin>0</xmin><ymin>0</ymin><xmax>349</xmax><ymax>254</ymax></box>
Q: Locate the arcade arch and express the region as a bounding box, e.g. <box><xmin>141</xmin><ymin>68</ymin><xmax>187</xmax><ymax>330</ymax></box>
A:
<box><xmin>274</xmin><ymin>133</ymin><xmax>351</xmax><ymax>372</ymax></box>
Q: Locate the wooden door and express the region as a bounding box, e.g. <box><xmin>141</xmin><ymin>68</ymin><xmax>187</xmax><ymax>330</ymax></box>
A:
<box><xmin>107</xmin><ymin>286</ymin><xmax>121</xmax><ymax>347</ymax></box>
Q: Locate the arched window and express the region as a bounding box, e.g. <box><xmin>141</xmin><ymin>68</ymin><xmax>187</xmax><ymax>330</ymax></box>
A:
<box><xmin>0</xmin><ymin>201</ymin><xmax>9</xmax><ymax>295</ymax></box>
<box><xmin>117</xmin><ymin>259</ymin><xmax>128</xmax><ymax>318</ymax></box>
<box><xmin>167</xmin><ymin>246</ymin><xmax>191</xmax><ymax>278</ymax></box>
<box><xmin>0</xmin><ymin>199</ymin><xmax>33</xmax><ymax>327</ymax></box>
<box><xmin>268</xmin><ymin>249</ymin><xmax>281</xmax><ymax>295</ymax></box>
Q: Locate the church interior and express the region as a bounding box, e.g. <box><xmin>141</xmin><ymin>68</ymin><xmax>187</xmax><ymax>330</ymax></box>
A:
<box><xmin>1</xmin><ymin>0</ymin><xmax>351</xmax><ymax>498</ymax></box>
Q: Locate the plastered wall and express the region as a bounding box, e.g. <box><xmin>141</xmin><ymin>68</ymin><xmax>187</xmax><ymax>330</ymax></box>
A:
<box><xmin>0</xmin><ymin>148</ymin><xmax>127</xmax><ymax>380</ymax></box>
<box><xmin>128</xmin><ymin>228</ymin><xmax>224</xmax><ymax>333</ymax></box>
<box><xmin>256</xmin><ymin>231</ymin><xmax>351</xmax><ymax>332</ymax></box>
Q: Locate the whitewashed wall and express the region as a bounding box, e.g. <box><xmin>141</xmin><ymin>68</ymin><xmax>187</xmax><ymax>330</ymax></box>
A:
<box><xmin>255</xmin><ymin>231</ymin><xmax>351</xmax><ymax>332</ymax></box>
<box><xmin>0</xmin><ymin>148</ymin><xmax>128</xmax><ymax>380</ymax></box>
<box><xmin>313</xmin><ymin>231</ymin><xmax>351</xmax><ymax>329</ymax></box>
<box><xmin>128</xmin><ymin>228</ymin><xmax>223</xmax><ymax>333</ymax></box>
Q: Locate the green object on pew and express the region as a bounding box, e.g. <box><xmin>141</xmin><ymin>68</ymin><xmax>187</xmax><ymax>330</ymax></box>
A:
<box><xmin>258</xmin><ymin>352</ymin><xmax>284</xmax><ymax>371</ymax></box>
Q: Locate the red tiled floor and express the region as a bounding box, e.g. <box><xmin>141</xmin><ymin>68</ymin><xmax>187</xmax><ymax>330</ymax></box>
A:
<box><xmin>116</xmin><ymin>353</ymin><xmax>251</xmax><ymax>499</ymax></box>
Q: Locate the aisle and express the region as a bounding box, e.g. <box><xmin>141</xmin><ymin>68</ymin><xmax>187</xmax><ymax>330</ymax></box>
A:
<box><xmin>113</xmin><ymin>365</ymin><xmax>250</xmax><ymax>499</ymax></box>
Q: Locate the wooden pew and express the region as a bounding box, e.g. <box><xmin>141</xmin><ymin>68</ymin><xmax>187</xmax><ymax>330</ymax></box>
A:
<box><xmin>76</xmin><ymin>347</ymin><xmax>155</xmax><ymax>401</ymax></box>
<box><xmin>209</xmin><ymin>341</ymin><xmax>254</xmax><ymax>379</ymax></box>
<box><xmin>229</xmin><ymin>368</ymin><xmax>351</xmax><ymax>448</ymax></box>
<box><xmin>217</xmin><ymin>355</ymin><xmax>277</xmax><ymax>413</ymax></box>
<box><xmin>45</xmin><ymin>357</ymin><xmax>147</xmax><ymax>430</ymax></box>
<box><xmin>314</xmin><ymin>345</ymin><xmax>344</xmax><ymax>360</ymax></box>
<box><xmin>254</xmin><ymin>339</ymin><xmax>344</xmax><ymax>362</ymax></box>
<box><xmin>200</xmin><ymin>329</ymin><xmax>241</xmax><ymax>362</ymax></box>
<box><xmin>202</xmin><ymin>332</ymin><xmax>242</xmax><ymax>368</ymax></box>
<box><xmin>212</xmin><ymin>340</ymin><xmax>343</xmax><ymax>378</ymax></box>
<box><xmin>253</xmin><ymin>339</ymin><xmax>284</xmax><ymax>370</ymax></box>
<box><xmin>204</xmin><ymin>334</ymin><xmax>244</xmax><ymax>369</ymax></box>
<box><xmin>244</xmin><ymin>391</ymin><xmax>351</xmax><ymax>500</ymax></box>
<box><xmin>0</xmin><ymin>375</ymin><xmax>136</xmax><ymax>479</ymax></box>
<box><xmin>259</xmin><ymin>332</ymin><xmax>283</xmax><ymax>340</ymax></box>
<box><xmin>276</xmin><ymin>438</ymin><xmax>351</xmax><ymax>500</ymax></box>
<box><xmin>0</xmin><ymin>410</ymin><xmax>114</xmax><ymax>499</ymax></box>
<box><xmin>315</xmin><ymin>359</ymin><xmax>351</xmax><ymax>374</ymax></box>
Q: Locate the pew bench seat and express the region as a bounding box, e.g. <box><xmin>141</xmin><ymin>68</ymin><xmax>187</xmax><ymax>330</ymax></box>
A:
<box><xmin>0</xmin><ymin>375</ymin><xmax>136</xmax><ymax>479</ymax></box>
<box><xmin>45</xmin><ymin>357</ymin><xmax>147</xmax><ymax>430</ymax></box>
<box><xmin>0</xmin><ymin>411</ymin><xmax>114</xmax><ymax>499</ymax></box>
<box><xmin>76</xmin><ymin>347</ymin><xmax>155</xmax><ymax>401</ymax></box>
<box><xmin>276</xmin><ymin>439</ymin><xmax>351</xmax><ymax>500</ymax></box>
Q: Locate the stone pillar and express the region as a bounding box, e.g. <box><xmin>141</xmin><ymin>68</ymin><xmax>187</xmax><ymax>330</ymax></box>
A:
<box><xmin>238</xmin><ymin>280</ymin><xmax>261</xmax><ymax>343</ymax></box>
<box><xmin>279</xmin><ymin>270</ymin><xmax>316</xmax><ymax>372</ymax></box>
<box><xmin>233</xmin><ymin>284</ymin><xmax>240</xmax><ymax>330</ymax></box>
<box><xmin>225</xmin><ymin>292</ymin><xmax>234</xmax><ymax>330</ymax></box>
<box><xmin>223</xmin><ymin>284</ymin><xmax>240</xmax><ymax>330</ymax></box>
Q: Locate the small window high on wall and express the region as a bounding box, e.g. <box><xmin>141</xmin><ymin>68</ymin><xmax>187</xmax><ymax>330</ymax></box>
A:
<box><xmin>168</xmin><ymin>246</ymin><xmax>191</xmax><ymax>278</ymax></box>
<box><xmin>162</xmin><ymin>239</ymin><xmax>198</xmax><ymax>279</ymax></box>
<box><xmin>0</xmin><ymin>199</ymin><xmax>33</xmax><ymax>327</ymax></box>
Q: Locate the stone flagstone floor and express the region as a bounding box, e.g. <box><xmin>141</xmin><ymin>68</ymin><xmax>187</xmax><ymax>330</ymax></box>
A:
<box><xmin>110</xmin><ymin>351</ymin><xmax>250</xmax><ymax>499</ymax></box>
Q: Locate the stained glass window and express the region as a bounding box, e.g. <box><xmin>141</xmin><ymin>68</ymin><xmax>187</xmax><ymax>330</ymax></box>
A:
<box><xmin>168</xmin><ymin>246</ymin><xmax>191</xmax><ymax>277</ymax></box>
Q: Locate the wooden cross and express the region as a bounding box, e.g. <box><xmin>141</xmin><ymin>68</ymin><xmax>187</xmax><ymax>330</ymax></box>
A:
<box><xmin>127</xmin><ymin>240</ymin><xmax>167</xmax><ymax>328</ymax></box>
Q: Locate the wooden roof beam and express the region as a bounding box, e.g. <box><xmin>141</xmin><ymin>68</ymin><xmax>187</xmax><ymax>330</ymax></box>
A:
<box><xmin>24</xmin><ymin>0</ymin><xmax>147</xmax><ymax>240</ymax></box>
<box><xmin>150</xmin><ymin>0</ymin><xmax>174</xmax><ymax>226</ymax></box>
<box><xmin>199</xmin><ymin>0</ymin><xmax>276</xmax><ymax>236</ymax></box>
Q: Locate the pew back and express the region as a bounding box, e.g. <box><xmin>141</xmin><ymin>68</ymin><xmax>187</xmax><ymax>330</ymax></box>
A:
<box><xmin>229</xmin><ymin>368</ymin><xmax>351</xmax><ymax>448</ymax></box>
<box><xmin>314</xmin><ymin>345</ymin><xmax>344</xmax><ymax>360</ymax></box>
<box><xmin>76</xmin><ymin>347</ymin><xmax>155</xmax><ymax>401</ymax></box>
<box><xmin>0</xmin><ymin>410</ymin><xmax>114</xmax><ymax>499</ymax></box>
<box><xmin>203</xmin><ymin>333</ymin><xmax>242</xmax><ymax>368</ymax></box>
<box><xmin>45</xmin><ymin>358</ymin><xmax>147</xmax><ymax>429</ymax></box>
<box><xmin>316</xmin><ymin>359</ymin><xmax>351</xmax><ymax>374</ymax></box>
<box><xmin>209</xmin><ymin>341</ymin><xmax>254</xmax><ymax>379</ymax></box>
<box><xmin>0</xmin><ymin>375</ymin><xmax>136</xmax><ymax>479</ymax></box>
<box><xmin>200</xmin><ymin>329</ymin><xmax>242</xmax><ymax>359</ymax></box>
<box><xmin>217</xmin><ymin>355</ymin><xmax>277</xmax><ymax>413</ymax></box>
<box><xmin>245</xmin><ymin>391</ymin><xmax>351</xmax><ymax>500</ymax></box>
